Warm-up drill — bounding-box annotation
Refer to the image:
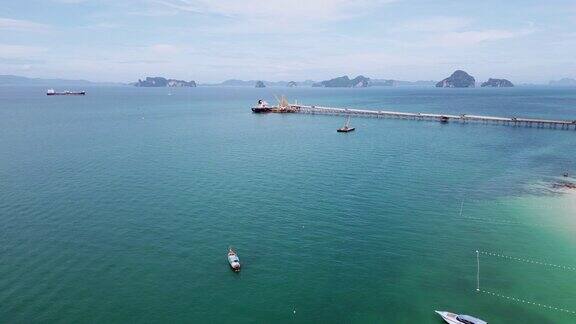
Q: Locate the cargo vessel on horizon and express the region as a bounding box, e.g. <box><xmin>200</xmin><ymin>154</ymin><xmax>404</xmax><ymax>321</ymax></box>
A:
<box><xmin>46</xmin><ymin>89</ymin><xmax>86</xmax><ymax>96</ymax></box>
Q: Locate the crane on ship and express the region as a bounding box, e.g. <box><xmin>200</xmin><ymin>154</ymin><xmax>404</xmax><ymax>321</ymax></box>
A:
<box><xmin>274</xmin><ymin>94</ymin><xmax>297</xmax><ymax>112</ymax></box>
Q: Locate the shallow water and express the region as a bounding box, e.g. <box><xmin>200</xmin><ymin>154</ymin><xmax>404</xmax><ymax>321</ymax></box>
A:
<box><xmin>0</xmin><ymin>86</ymin><xmax>575</xmax><ymax>323</ymax></box>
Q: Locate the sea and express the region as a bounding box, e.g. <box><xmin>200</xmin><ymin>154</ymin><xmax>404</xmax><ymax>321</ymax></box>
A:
<box><xmin>0</xmin><ymin>85</ymin><xmax>575</xmax><ymax>323</ymax></box>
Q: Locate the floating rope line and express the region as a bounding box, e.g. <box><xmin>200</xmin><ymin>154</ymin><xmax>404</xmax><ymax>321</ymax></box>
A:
<box><xmin>479</xmin><ymin>251</ymin><xmax>576</xmax><ymax>271</ymax></box>
<box><xmin>476</xmin><ymin>251</ymin><xmax>576</xmax><ymax>316</ymax></box>
<box><xmin>462</xmin><ymin>215</ymin><xmax>555</xmax><ymax>227</ymax></box>
<box><xmin>457</xmin><ymin>198</ymin><xmax>559</xmax><ymax>228</ymax></box>
<box><xmin>480</xmin><ymin>290</ymin><xmax>576</xmax><ymax>315</ymax></box>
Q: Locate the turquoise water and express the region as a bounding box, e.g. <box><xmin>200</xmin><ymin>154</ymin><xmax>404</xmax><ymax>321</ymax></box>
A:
<box><xmin>0</xmin><ymin>86</ymin><xmax>575</xmax><ymax>323</ymax></box>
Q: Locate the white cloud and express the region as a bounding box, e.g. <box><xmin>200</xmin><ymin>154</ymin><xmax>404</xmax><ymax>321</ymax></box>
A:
<box><xmin>87</xmin><ymin>22</ymin><xmax>120</xmax><ymax>29</ymax></box>
<box><xmin>51</xmin><ymin>0</ymin><xmax>90</xmax><ymax>3</ymax></box>
<box><xmin>151</xmin><ymin>0</ymin><xmax>397</xmax><ymax>35</ymax></box>
<box><xmin>128</xmin><ymin>8</ymin><xmax>179</xmax><ymax>17</ymax></box>
<box><xmin>389</xmin><ymin>16</ymin><xmax>536</xmax><ymax>48</ymax></box>
<box><xmin>0</xmin><ymin>44</ymin><xmax>47</xmax><ymax>58</ymax></box>
<box><xmin>149</xmin><ymin>44</ymin><xmax>181</xmax><ymax>56</ymax></box>
<box><xmin>0</xmin><ymin>18</ymin><xmax>50</xmax><ymax>32</ymax></box>
<box><xmin>393</xmin><ymin>16</ymin><xmax>472</xmax><ymax>33</ymax></box>
<box><xmin>433</xmin><ymin>28</ymin><xmax>534</xmax><ymax>47</ymax></box>
<box><xmin>1</xmin><ymin>1</ymin><xmax>566</xmax><ymax>83</ymax></box>
<box><xmin>153</xmin><ymin>0</ymin><xmax>204</xmax><ymax>14</ymax></box>
<box><xmin>155</xmin><ymin>0</ymin><xmax>397</xmax><ymax>22</ymax></box>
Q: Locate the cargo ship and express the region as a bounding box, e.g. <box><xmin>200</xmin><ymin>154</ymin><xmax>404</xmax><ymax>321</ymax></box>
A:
<box><xmin>251</xmin><ymin>96</ymin><xmax>299</xmax><ymax>113</ymax></box>
<box><xmin>46</xmin><ymin>89</ymin><xmax>86</xmax><ymax>96</ymax></box>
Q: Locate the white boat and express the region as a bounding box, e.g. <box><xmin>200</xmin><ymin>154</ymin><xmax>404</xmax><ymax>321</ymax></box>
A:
<box><xmin>337</xmin><ymin>116</ymin><xmax>355</xmax><ymax>132</ymax></box>
<box><xmin>227</xmin><ymin>248</ymin><xmax>241</xmax><ymax>272</ymax></box>
<box><xmin>435</xmin><ymin>311</ymin><xmax>487</xmax><ymax>324</ymax></box>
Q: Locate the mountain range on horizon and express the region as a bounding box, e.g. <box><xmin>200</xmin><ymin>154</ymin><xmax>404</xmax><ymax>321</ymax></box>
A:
<box><xmin>200</xmin><ymin>79</ymin><xmax>317</xmax><ymax>87</ymax></box>
<box><xmin>549</xmin><ymin>78</ymin><xmax>576</xmax><ymax>87</ymax></box>
<box><xmin>0</xmin><ymin>75</ymin><xmax>120</xmax><ymax>86</ymax></box>
<box><xmin>1</xmin><ymin>74</ymin><xmax>575</xmax><ymax>88</ymax></box>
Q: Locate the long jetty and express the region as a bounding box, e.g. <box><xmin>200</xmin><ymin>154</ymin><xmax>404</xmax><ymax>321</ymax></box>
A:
<box><xmin>277</xmin><ymin>105</ymin><xmax>576</xmax><ymax>130</ymax></box>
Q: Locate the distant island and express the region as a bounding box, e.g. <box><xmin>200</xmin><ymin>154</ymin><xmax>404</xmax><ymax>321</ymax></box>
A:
<box><xmin>370</xmin><ymin>79</ymin><xmax>397</xmax><ymax>86</ymax></box>
<box><xmin>219</xmin><ymin>79</ymin><xmax>253</xmax><ymax>86</ymax></box>
<box><xmin>436</xmin><ymin>70</ymin><xmax>476</xmax><ymax>88</ymax></box>
<box><xmin>435</xmin><ymin>71</ymin><xmax>515</xmax><ymax>88</ymax></box>
<box><xmin>312</xmin><ymin>75</ymin><xmax>370</xmax><ymax>88</ymax></box>
<box><xmin>549</xmin><ymin>78</ymin><xmax>576</xmax><ymax>87</ymax></box>
<box><xmin>255</xmin><ymin>81</ymin><xmax>266</xmax><ymax>88</ymax></box>
<box><xmin>201</xmin><ymin>79</ymin><xmax>314</xmax><ymax>87</ymax></box>
<box><xmin>370</xmin><ymin>79</ymin><xmax>437</xmax><ymax>87</ymax></box>
<box><xmin>481</xmin><ymin>78</ymin><xmax>514</xmax><ymax>87</ymax></box>
<box><xmin>200</xmin><ymin>78</ymin><xmax>434</xmax><ymax>87</ymax></box>
<box><xmin>1</xmin><ymin>74</ymin><xmax>568</xmax><ymax>89</ymax></box>
<box><xmin>134</xmin><ymin>77</ymin><xmax>196</xmax><ymax>87</ymax></box>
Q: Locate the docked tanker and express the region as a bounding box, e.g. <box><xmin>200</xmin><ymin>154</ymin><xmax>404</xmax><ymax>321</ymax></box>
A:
<box><xmin>251</xmin><ymin>96</ymin><xmax>298</xmax><ymax>113</ymax></box>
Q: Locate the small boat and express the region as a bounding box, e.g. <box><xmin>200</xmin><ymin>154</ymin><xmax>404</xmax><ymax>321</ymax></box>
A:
<box><xmin>435</xmin><ymin>311</ymin><xmax>487</xmax><ymax>324</ymax></box>
<box><xmin>337</xmin><ymin>116</ymin><xmax>355</xmax><ymax>132</ymax></box>
<box><xmin>47</xmin><ymin>89</ymin><xmax>86</xmax><ymax>96</ymax></box>
<box><xmin>439</xmin><ymin>116</ymin><xmax>449</xmax><ymax>123</ymax></box>
<box><xmin>227</xmin><ymin>248</ymin><xmax>241</xmax><ymax>272</ymax></box>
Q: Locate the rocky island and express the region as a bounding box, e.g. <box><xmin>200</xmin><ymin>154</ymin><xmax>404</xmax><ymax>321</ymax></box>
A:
<box><xmin>370</xmin><ymin>79</ymin><xmax>397</xmax><ymax>86</ymax></box>
<box><xmin>255</xmin><ymin>81</ymin><xmax>266</xmax><ymax>88</ymax></box>
<box><xmin>436</xmin><ymin>70</ymin><xmax>475</xmax><ymax>88</ymax></box>
<box><xmin>481</xmin><ymin>78</ymin><xmax>514</xmax><ymax>87</ymax></box>
<box><xmin>135</xmin><ymin>77</ymin><xmax>196</xmax><ymax>87</ymax></box>
<box><xmin>313</xmin><ymin>75</ymin><xmax>370</xmax><ymax>88</ymax></box>
<box><xmin>549</xmin><ymin>78</ymin><xmax>576</xmax><ymax>87</ymax></box>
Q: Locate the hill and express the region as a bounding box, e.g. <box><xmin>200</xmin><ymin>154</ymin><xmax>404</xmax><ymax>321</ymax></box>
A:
<box><xmin>549</xmin><ymin>78</ymin><xmax>576</xmax><ymax>87</ymax></box>
<box><xmin>436</xmin><ymin>70</ymin><xmax>476</xmax><ymax>88</ymax></box>
<box><xmin>134</xmin><ymin>77</ymin><xmax>196</xmax><ymax>87</ymax></box>
<box><xmin>312</xmin><ymin>75</ymin><xmax>370</xmax><ymax>88</ymax></box>
<box><xmin>481</xmin><ymin>78</ymin><xmax>514</xmax><ymax>87</ymax></box>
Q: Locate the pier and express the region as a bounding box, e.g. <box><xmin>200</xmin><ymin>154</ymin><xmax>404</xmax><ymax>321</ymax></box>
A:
<box><xmin>255</xmin><ymin>104</ymin><xmax>576</xmax><ymax>130</ymax></box>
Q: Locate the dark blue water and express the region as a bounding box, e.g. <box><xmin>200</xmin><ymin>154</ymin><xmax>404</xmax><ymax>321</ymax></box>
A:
<box><xmin>0</xmin><ymin>86</ymin><xmax>575</xmax><ymax>323</ymax></box>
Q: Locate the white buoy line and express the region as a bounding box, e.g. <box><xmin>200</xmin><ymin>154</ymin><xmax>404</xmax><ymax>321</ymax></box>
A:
<box><xmin>479</xmin><ymin>290</ymin><xmax>576</xmax><ymax>315</ymax></box>
<box><xmin>457</xmin><ymin>197</ymin><xmax>559</xmax><ymax>228</ymax></box>
<box><xmin>476</xmin><ymin>250</ymin><xmax>576</xmax><ymax>316</ymax></box>
<box><xmin>462</xmin><ymin>194</ymin><xmax>576</xmax><ymax>316</ymax></box>
<box><xmin>479</xmin><ymin>251</ymin><xmax>576</xmax><ymax>271</ymax></box>
<box><xmin>461</xmin><ymin>215</ymin><xmax>554</xmax><ymax>227</ymax></box>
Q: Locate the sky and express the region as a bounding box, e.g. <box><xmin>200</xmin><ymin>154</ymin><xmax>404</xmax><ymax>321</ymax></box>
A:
<box><xmin>0</xmin><ymin>0</ymin><xmax>575</xmax><ymax>83</ymax></box>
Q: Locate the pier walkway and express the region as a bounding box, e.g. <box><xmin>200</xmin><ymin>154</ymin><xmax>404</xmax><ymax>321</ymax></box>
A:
<box><xmin>288</xmin><ymin>105</ymin><xmax>576</xmax><ymax>130</ymax></box>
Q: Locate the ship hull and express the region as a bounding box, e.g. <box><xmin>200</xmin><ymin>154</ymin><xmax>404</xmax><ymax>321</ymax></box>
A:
<box><xmin>337</xmin><ymin>127</ymin><xmax>355</xmax><ymax>133</ymax></box>
<box><xmin>47</xmin><ymin>92</ymin><xmax>86</xmax><ymax>96</ymax></box>
<box><xmin>251</xmin><ymin>107</ymin><xmax>272</xmax><ymax>113</ymax></box>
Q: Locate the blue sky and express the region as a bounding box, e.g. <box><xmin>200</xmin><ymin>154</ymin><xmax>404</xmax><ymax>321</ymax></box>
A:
<box><xmin>1</xmin><ymin>0</ymin><xmax>575</xmax><ymax>82</ymax></box>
